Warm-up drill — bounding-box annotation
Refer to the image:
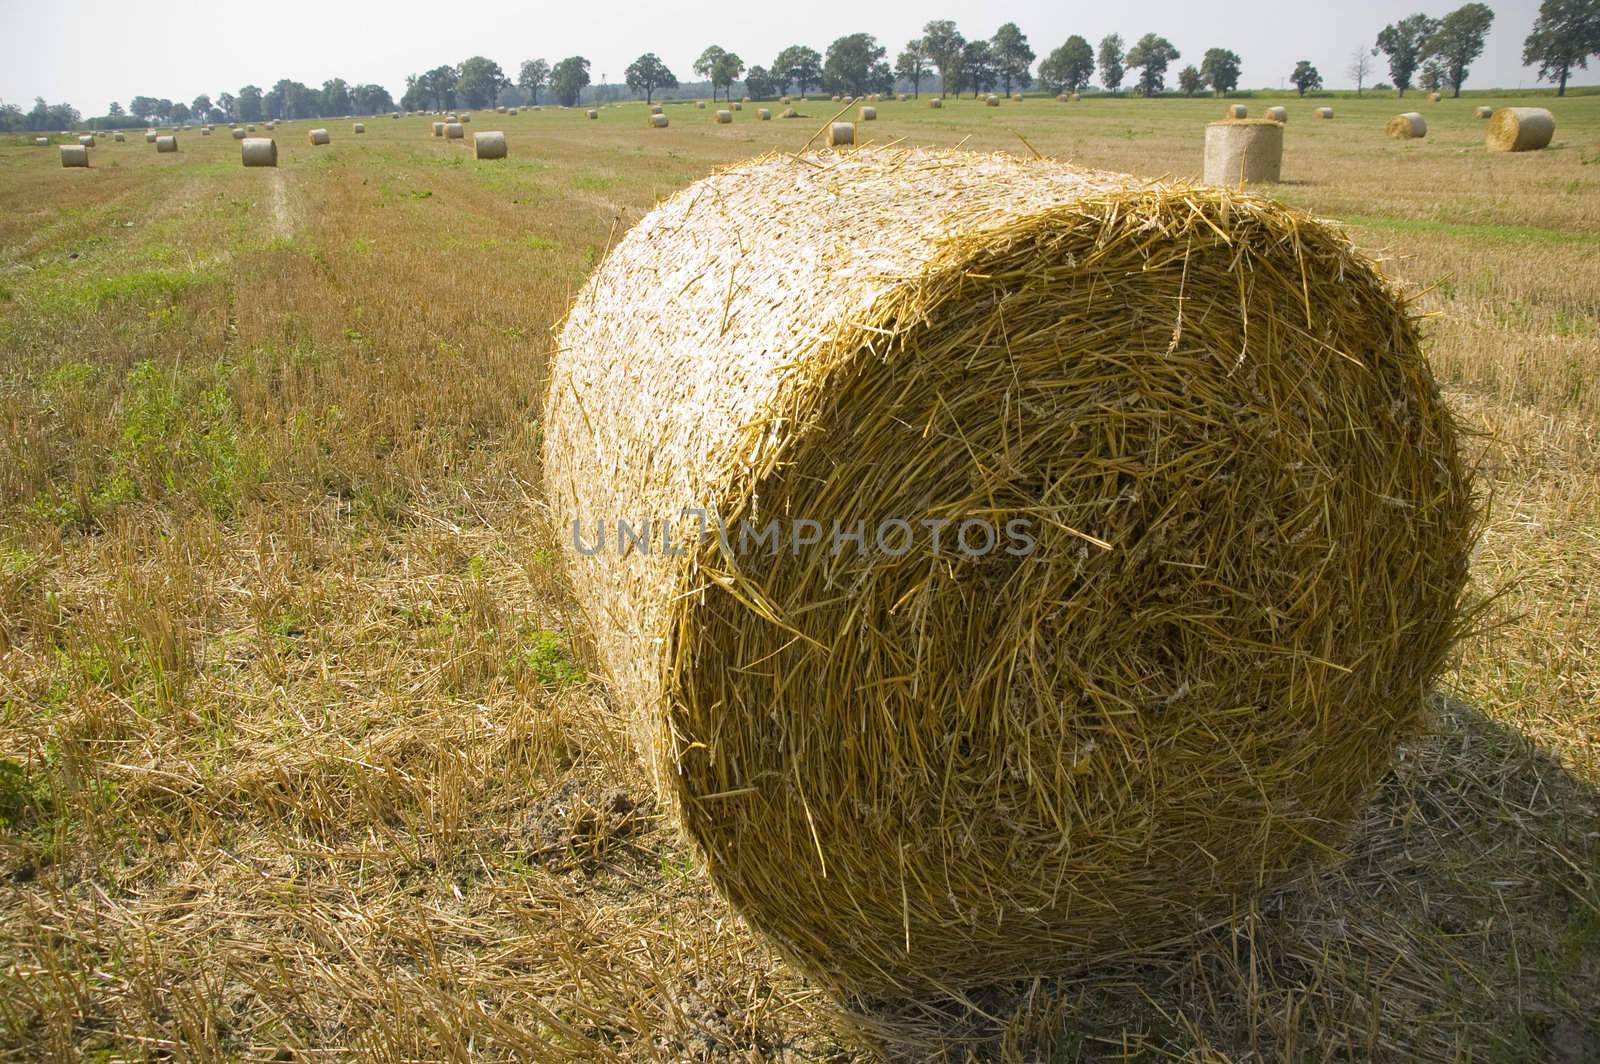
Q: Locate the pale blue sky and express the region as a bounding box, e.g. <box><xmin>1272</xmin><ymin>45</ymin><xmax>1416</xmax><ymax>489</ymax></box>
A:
<box><xmin>2</xmin><ymin>0</ymin><xmax>1587</xmax><ymax>115</ymax></box>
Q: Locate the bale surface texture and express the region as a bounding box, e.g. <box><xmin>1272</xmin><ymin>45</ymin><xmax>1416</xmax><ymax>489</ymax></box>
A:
<box><xmin>1387</xmin><ymin>112</ymin><xmax>1427</xmax><ymax>138</ymax></box>
<box><xmin>1485</xmin><ymin>107</ymin><xmax>1554</xmax><ymax>151</ymax></box>
<box><xmin>240</xmin><ymin>138</ymin><xmax>277</xmax><ymax>167</ymax></box>
<box><xmin>1203</xmin><ymin>119</ymin><xmax>1284</xmax><ymax>185</ymax></box>
<box><xmin>544</xmin><ymin>147</ymin><xmax>1474</xmax><ymax>997</ymax></box>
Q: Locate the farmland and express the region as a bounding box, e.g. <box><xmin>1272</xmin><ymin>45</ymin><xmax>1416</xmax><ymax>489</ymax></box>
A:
<box><xmin>1</xmin><ymin>92</ymin><xmax>1598</xmax><ymax>1060</ymax></box>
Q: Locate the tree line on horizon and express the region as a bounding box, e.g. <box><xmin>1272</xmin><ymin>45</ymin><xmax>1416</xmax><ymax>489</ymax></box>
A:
<box><xmin>3</xmin><ymin>0</ymin><xmax>1596</xmax><ymax>132</ymax></box>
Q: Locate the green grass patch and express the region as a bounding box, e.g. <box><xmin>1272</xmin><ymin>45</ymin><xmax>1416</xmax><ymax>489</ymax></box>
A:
<box><xmin>1341</xmin><ymin>214</ymin><xmax>1600</xmax><ymax>246</ymax></box>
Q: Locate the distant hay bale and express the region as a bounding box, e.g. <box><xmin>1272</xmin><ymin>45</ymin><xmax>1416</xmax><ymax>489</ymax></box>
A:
<box><xmin>35</xmin><ymin>137</ymin><xmax>49</xmax><ymax>146</ymax></box>
<box><xmin>1485</xmin><ymin>107</ymin><xmax>1554</xmax><ymax>152</ymax></box>
<box><xmin>432</xmin><ymin>121</ymin><xmax>445</xmax><ymax>137</ymax></box>
<box><xmin>155</xmin><ymin>135</ymin><xmax>177</xmax><ymax>152</ymax></box>
<box><xmin>447</xmin><ymin>113</ymin><xmax>457</xmax><ymax>121</ymax></box>
<box><xmin>113</xmin><ymin>132</ymin><xmax>126</xmax><ymax>142</ymax></box>
<box><xmin>1386</xmin><ymin>112</ymin><xmax>1427</xmax><ymax>138</ymax></box>
<box><xmin>247</xmin><ymin>124</ymin><xmax>255</xmax><ymax>132</ymax></box>
<box><xmin>240</xmin><ymin>137</ymin><xmax>278</xmax><ymax>167</ymax></box>
<box><xmin>496</xmin><ymin>106</ymin><xmax>506</xmax><ymax>113</ymax></box>
<box><xmin>1475</xmin><ymin>105</ymin><xmax>1492</xmax><ymax>119</ymax></box>
<box><xmin>1226</xmin><ymin>103</ymin><xmax>1248</xmax><ymax>119</ymax></box>
<box><xmin>897</xmin><ymin>93</ymin><xmax>906</xmax><ymax>101</ymax></box>
<box><xmin>650</xmin><ymin>113</ymin><xmax>669</xmax><ymax>128</ymax></box>
<box><xmin>1012</xmin><ymin>92</ymin><xmax>1023</xmax><ymax>101</ymax></box>
<box><xmin>929</xmin><ymin>97</ymin><xmax>942</xmax><ymax>108</ymax></box>
<box><xmin>825</xmin><ymin>121</ymin><xmax>855</xmax><ymax>146</ymax></box>
<box><xmin>1204</xmin><ymin>118</ymin><xmax>1284</xmax><ymax>185</ymax></box>
<box><xmin>353</xmin><ymin>122</ymin><xmax>365</xmax><ymax>133</ymax></box>
<box><xmin>587</xmin><ymin>109</ymin><xmax>598</xmax><ymax>119</ymax></box>
<box><xmin>232</xmin><ymin>128</ymin><xmax>247</xmax><ymax>139</ymax></box>
<box><xmin>78</xmin><ymin>134</ymin><xmax>95</xmax><ymax>147</ymax></box>
<box><xmin>308</xmin><ymin>128</ymin><xmax>331</xmax><ymax>145</ymax></box>
<box><xmin>1428</xmin><ymin>91</ymin><xmax>1442</xmax><ymax>103</ymax></box>
<box><xmin>780</xmin><ymin>96</ymin><xmax>790</xmax><ymax>104</ymax></box>
<box><xmin>757</xmin><ymin>107</ymin><xmax>771</xmax><ymax>120</ymax></box>
<box><xmin>779</xmin><ymin>108</ymin><xmax>798</xmax><ymax>118</ymax></box>
<box><xmin>650</xmin><ymin>104</ymin><xmax>663</xmax><ymax>114</ymax></box>
<box><xmin>716</xmin><ymin>109</ymin><xmax>733</xmax><ymax>123</ymax></box>
<box><xmin>145</xmin><ymin>131</ymin><xmax>157</xmax><ymax>142</ymax></box>
<box><xmin>831</xmin><ymin>94</ymin><xmax>841</xmax><ymax>102</ymax></box>
<box><xmin>200</xmin><ymin>127</ymin><xmax>211</xmax><ymax>136</ymax></box>
<box><xmin>60</xmin><ymin>145</ymin><xmax>89</xmax><ymax>167</ymax></box>
<box><xmin>697</xmin><ymin>100</ymin><xmax>707</xmax><ymax>109</ymax></box>
<box><xmin>732</xmin><ymin>101</ymin><xmax>742</xmax><ymax>110</ymax></box>
<box><xmin>859</xmin><ymin>105</ymin><xmax>877</xmax><ymax>121</ymax></box>
<box><xmin>1057</xmin><ymin>93</ymin><xmax>1069</xmax><ymax>102</ymax></box>
<box><xmin>986</xmin><ymin>94</ymin><xmax>1000</xmax><ymax>106</ymax></box>
<box><xmin>508</xmin><ymin>107</ymin><xmax>518</xmax><ymax>115</ymax></box>
<box><xmin>1070</xmin><ymin>92</ymin><xmax>1081</xmax><ymax>101</ymax></box>
<box><xmin>544</xmin><ymin>145</ymin><xmax>1476</xmax><ymax>1000</ymax></box>
<box><xmin>1265</xmin><ymin>105</ymin><xmax>1287</xmax><ymax>123</ymax></box>
<box><xmin>461</xmin><ymin>114</ymin><xmax>471</xmax><ymax>122</ymax></box>
<box><xmin>473</xmin><ymin>130</ymin><xmax>508</xmax><ymax>159</ymax></box>
<box><xmin>445</xmin><ymin>122</ymin><xmax>464</xmax><ymax>139</ymax></box>
<box><xmin>1316</xmin><ymin>107</ymin><xmax>1335</xmax><ymax>119</ymax></box>
<box><xmin>392</xmin><ymin>111</ymin><xmax>400</xmax><ymax>119</ymax></box>
<box><xmin>742</xmin><ymin>95</ymin><xmax>751</xmax><ymax>102</ymax></box>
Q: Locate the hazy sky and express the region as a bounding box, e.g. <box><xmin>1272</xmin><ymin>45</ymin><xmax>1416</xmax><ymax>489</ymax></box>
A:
<box><xmin>3</xmin><ymin>0</ymin><xmax>1586</xmax><ymax>115</ymax></box>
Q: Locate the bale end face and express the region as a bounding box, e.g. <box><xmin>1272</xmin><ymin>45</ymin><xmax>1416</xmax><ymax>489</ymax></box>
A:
<box><xmin>544</xmin><ymin>147</ymin><xmax>1476</xmax><ymax>999</ymax></box>
<box><xmin>1485</xmin><ymin>107</ymin><xmax>1554</xmax><ymax>152</ymax></box>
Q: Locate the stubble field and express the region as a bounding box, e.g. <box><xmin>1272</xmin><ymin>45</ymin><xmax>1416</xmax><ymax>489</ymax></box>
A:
<box><xmin>1</xmin><ymin>91</ymin><xmax>1597</xmax><ymax>1061</ymax></box>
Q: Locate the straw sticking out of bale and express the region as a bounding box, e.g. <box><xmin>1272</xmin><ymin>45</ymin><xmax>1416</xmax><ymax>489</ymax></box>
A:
<box><xmin>472</xmin><ymin>130</ymin><xmax>508</xmax><ymax>159</ymax></box>
<box><xmin>1386</xmin><ymin>112</ymin><xmax>1427</xmax><ymax>138</ymax></box>
<box><xmin>1227</xmin><ymin>104</ymin><xmax>1248</xmax><ymax>119</ymax></box>
<box><xmin>240</xmin><ymin>138</ymin><xmax>278</xmax><ymax>167</ymax></box>
<box><xmin>1264</xmin><ymin>105</ymin><xmax>1287</xmax><ymax>123</ymax></box>
<box><xmin>60</xmin><ymin>145</ymin><xmax>89</xmax><ymax>167</ymax></box>
<box><xmin>757</xmin><ymin>108</ymin><xmax>771</xmax><ymax>120</ymax></box>
<box><xmin>543</xmin><ymin>146</ymin><xmax>1475</xmax><ymax>1000</ymax></box>
<box><xmin>308</xmin><ymin>128</ymin><xmax>330</xmax><ymax>145</ymax></box>
<box><xmin>155</xmin><ymin>135</ymin><xmax>177</xmax><ymax>153</ymax></box>
<box><xmin>716</xmin><ymin>110</ymin><xmax>732</xmax><ymax>123</ymax></box>
<box><xmin>825</xmin><ymin>121</ymin><xmax>855</xmax><ymax>146</ymax></box>
<box><xmin>1485</xmin><ymin>107</ymin><xmax>1554</xmax><ymax>151</ymax></box>
<box><xmin>858</xmin><ymin>106</ymin><xmax>877</xmax><ymax>121</ymax></box>
<box><xmin>650</xmin><ymin>114</ymin><xmax>669</xmax><ymax>128</ymax></box>
<box><xmin>1204</xmin><ymin>118</ymin><xmax>1284</xmax><ymax>185</ymax></box>
<box><xmin>1316</xmin><ymin>107</ymin><xmax>1335</xmax><ymax>119</ymax></box>
<box><xmin>444</xmin><ymin>122</ymin><xmax>464</xmax><ymax>139</ymax></box>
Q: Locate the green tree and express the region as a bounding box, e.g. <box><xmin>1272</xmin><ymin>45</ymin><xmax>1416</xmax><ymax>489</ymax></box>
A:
<box><xmin>744</xmin><ymin>64</ymin><xmax>775</xmax><ymax>100</ymax></box>
<box><xmin>921</xmin><ymin>20</ymin><xmax>967</xmax><ymax>96</ymax></box>
<box><xmin>1419</xmin><ymin>59</ymin><xmax>1445</xmax><ymax>91</ymax></box>
<box><xmin>1289</xmin><ymin>60</ymin><xmax>1324</xmax><ymax>95</ymax></box>
<box><xmin>518</xmin><ymin>59</ymin><xmax>549</xmax><ymax>105</ymax></box>
<box><xmin>1376</xmin><ymin>13</ymin><xmax>1441</xmax><ymax>96</ymax></box>
<box><xmin>321</xmin><ymin>78</ymin><xmax>352</xmax><ymax>116</ymax></box>
<box><xmin>351</xmin><ymin>84</ymin><xmax>394</xmax><ymax>113</ymax></box>
<box><xmin>1523</xmin><ymin>0</ymin><xmax>1600</xmax><ymax>96</ymax></box>
<box><xmin>823</xmin><ymin>33</ymin><xmax>888</xmax><ymax>96</ymax></box>
<box><xmin>625</xmin><ymin>53</ymin><xmax>677</xmax><ymax>103</ymax></box>
<box><xmin>1177</xmin><ymin>65</ymin><xmax>1205</xmax><ymax>95</ymax></box>
<box><xmin>550</xmin><ymin>56</ymin><xmax>591</xmax><ymax>107</ymax></box>
<box><xmin>959</xmin><ymin>39</ymin><xmax>996</xmax><ymax>96</ymax></box>
<box><xmin>1098</xmin><ymin>33</ymin><xmax>1126</xmax><ymax>93</ymax></box>
<box><xmin>1038</xmin><ymin>35</ymin><xmax>1095</xmax><ymax>94</ymax></box>
<box><xmin>990</xmin><ymin>22</ymin><xmax>1035</xmax><ymax>95</ymax></box>
<box><xmin>456</xmin><ymin>56</ymin><xmax>510</xmax><ymax>109</ymax></box>
<box><xmin>896</xmin><ymin>40</ymin><xmax>929</xmax><ymax>97</ymax></box>
<box><xmin>773</xmin><ymin>45</ymin><xmax>823</xmax><ymax>96</ymax></box>
<box><xmin>190</xmin><ymin>95</ymin><xmax>210</xmax><ymax>120</ymax></box>
<box><xmin>695</xmin><ymin>46</ymin><xmax>743</xmax><ymax>100</ymax></box>
<box><xmin>1427</xmin><ymin>3</ymin><xmax>1495</xmax><ymax>96</ymax></box>
<box><xmin>237</xmin><ymin>85</ymin><xmax>263</xmax><ymax>121</ymax></box>
<box><xmin>1126</xmin><ymin>33</ymin><xmax>1180</xmax><ymax>95</ymax></box>
<box><xmin>1200</xmin><ymin>48</ymin><xmax>1241</xmax><ymax>94</ymax></box>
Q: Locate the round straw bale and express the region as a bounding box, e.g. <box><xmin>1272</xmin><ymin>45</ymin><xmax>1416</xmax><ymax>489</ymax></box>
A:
<box><xmin>697</xmin><ymin>100</ymin><xmax>707</xmax><ymax>109</ymax></box>
<box><xmin>831</xmin><ymin>94</ymin><xmax>841</xmax><ymax>102</ymax></box>
<box><xmin>1475</xmin><ymin>105</ymin><xmax>1492</xmax><ymax>119</ymax></box>
<box><xmin>543</xmin><ymin>146</ymin><xmax>1475</xmax><ymax>999</ymax></box>
<box><xmin>1316</xmin><ymin>106</ymin><xmax>1335</xmax><ymax>119</ymax></box>
<box><xmin>508</xmin><ymin>107</ymin><xmax>518</xmax><ymax>115</ymax></box>
<box><xmin>472</xmin><ymin>130</ymin><xmax>508</xmax><ymax>159</ymax></box>
<box><xmin>353</xmin><ymin>122</ymin><xmax>365</xmax><ymax>133</ymax></box>
<box><xmin>447</xmin><ymin>113</ymin><xmax>457</xmax><ymax>121</ymax></box>
<box><xmin>732</xmin><ymin>101</ymin><xmax>742</xmax><ymax>110</ymax></box>
<box><xmin>247</xmin><ymin>124</ymin><xmax>255</xmax><ymax>132</ymax></box>
<box><xmin>155</xmin><ymin>135</ymin><xmax>177</xmax><ymax>152</ymax></box>
<box><xmin>145</xmin><ymin>131</ymin><xmax>157</xmax><ymax>143</ymax></box>
<box><xmin>60</xmin><ymin>145</ymin><xmax>89</xmax><ymax>167</ymax></box>
<box><xmin>1264</xmin><ymin>105</ymin><xmax>1287</xmax><ymax>123</ymax></box>
<box><xmin>1485</xmin><ymin>107</ymin><xmax>1554</xmax><ymax>152</ymax></box>
<box><xmin>1057</xmin><ymin>93</ymin><xmax>1069</xmax><ymax>102</ymax></box>
<box><xmin>1012</xmin><ymin>92</ymin><xmax>1023</xmax><ymax>101</ymax></box>
<box><xmin>445</xmin><ymin>122</ymin><xmax>464</xmax><ymax>139</ymax></box>
<box><xmin>114</xmin><ymin>132</ymin><xmax>126</xmax><ymax>142</ymax></box>
<box><xmin>650</xmin><ymin>104</ymin><xmax>663</xmax><ymax>114</ymax></box>
<box><xmin>587</xmin><ymin>109</ymin><xmax>598</xmax><ymax>119</ymax></box>
<box><xmin>461</xmin><ymin>114</ymin><xmax>470</xmax><ymax>122</ymax></box>
<box><xmin>650</xmin><ymin>113</ymin><xmax>669</xmax><ymax>127</ymax></box>
<box><xmin>1071</xmin><ymin>92</ymin><xmax>1081</xmax><ymax>101</ymax></box>
<box><xmin>897</xmin><ymin>93</ymin><xmax>907</xmax><ymax>101</ymax></box>
<box><xmin>929</xmin><ymin>97</ymin><xmax>943</xmax><ymax>108</ymax></box>
<box><xmin>1226</xmin><ymin>103</ymin><xmax>1248</xmax><ymax>119</ymax></box>
<box><xmin>308</xmin><ymin>128</ymin><xmax>330</xmax><ymax>145</ymax></box>
<box><xmin>78</xmin><ymin>134</ymin><xmax>95</xmax><ymax>147</ymax></box>
<box><xmin>231</xmin><ymin>128</ymin><xmax>246</xmax><ymax>139</ymax></box>
<box><xmin>859</xmin><ymin>105</ymin><xmax>877</xmax><ymax>121</ymax></box>
<box><xmin>825</xmin><ymin>121</ymin><xmax>855</xmax><ymax>146</ymax></box>
<box><xmin>496</xmin><ymin>106</ymin><xmax>506</xmax><ymax>113</ymax></box>
<box><xmin>392</xmin><ymin>111</ymin><xmax>400</xmax><ymax>119</ymax></box>
<box><xmin>35</xmin><ymin>137</ymin><xmax>49</xmax><ymax>146</ymax></box>
<box><xmin>240</xmin><ymin>137</ymin><xmax>278</xmax><ymax>167</ymax></box>
<box><xmin>1204</xmin><ymin>118</ymin><xmax>1284</xmax><ymax>185</ymax></box>
<box><xmin>780</xmin><ymin>96</ymin><xmax>790</xmax><ymax>104</ymax></box>
<box><xmin>985</xmin><ymin>94</ymin><xmax>1000</xmax><ymax>106</ymax></box>
<box><xmin>432</xmin><ymin>121</ymin><xmax>445</xmax><ymax>137</ymax></box>
<box><xmin>200</xmin><ymin>127</ymin><xmax>210</xmax><ymax>136</ymax></box>
<box><xmin>1428</xmin><ymin>91</ymin><xmax>1442</xmax><ymax>103</ymax></box>
<box><xmin>1386</xmin><ymin>112</ymin><xmax>1427</xmax><ymax>138</ymax></box>
<box><xmin>757</xmin><ymin>107</ymin><xmax>771</xmax><ymax>120</ymax></box>
<box><xmin>779</xmin><ymin>108</ymin><xmax>798</xmax><ymax>118</ymax></box>
<box><xmin>716</xmin><ymin>109</ymin><xmax>732</xmax><ymax>123</ymax></box>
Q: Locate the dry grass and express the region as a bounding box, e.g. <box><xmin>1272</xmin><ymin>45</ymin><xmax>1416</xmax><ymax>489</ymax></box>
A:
<box><xmin>1</xmin><ymin>94</ymin><xmax>1597</xmax><ymax>1061</ymax></box>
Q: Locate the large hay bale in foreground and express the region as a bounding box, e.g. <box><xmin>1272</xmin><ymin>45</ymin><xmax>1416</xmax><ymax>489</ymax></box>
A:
<box><xmin>544</xmin><ymin>147</ymin><xmax>1475</xmax><ymax>997</ymax></box>
<box><xmin>1204</xmin><ymin>118</ymin><xmax>1284</xmax><ymax>185</ymax></box>
<box><xmin>60</xmin><ymin>145</ymin><xmax>89</xmax><ymax>167</ymax></box>
<box><xmin>1387</xmin><ymin>112</ymin><xmax>1427</xmax><ymax>138</ymax></box>
<box><xmin>240</xmin><ymin>138</ymin><xmax>277</xmax><ymax>167</ymax></box>
<box><xmin>473</xmin><ymin>130</ymin><xmax>508</xmax><ymax>159</ymax></box>
<box><xmin>1485</xmin><ymin>107</ymin><xmax>1554</xmax><ymax>152</ymax></box>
